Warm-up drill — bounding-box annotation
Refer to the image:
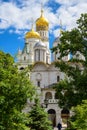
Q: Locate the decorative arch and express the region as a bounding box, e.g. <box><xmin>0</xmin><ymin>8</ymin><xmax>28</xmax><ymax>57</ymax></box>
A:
<box><xmin>48</xmin><ymin>109</ymin><xmax>56</xmax><ymax>114</ymax></box>
<box><xmin>45</xmin><ymin>92</ymin><xmax>52</xmax><ymax>99</ymax></box>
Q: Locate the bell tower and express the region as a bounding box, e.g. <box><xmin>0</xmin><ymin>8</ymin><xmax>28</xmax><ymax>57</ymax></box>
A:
<box><xmin>36</xmin><ymin>7</ymin><xmax>49</xmax><ymax>44</ymax></box>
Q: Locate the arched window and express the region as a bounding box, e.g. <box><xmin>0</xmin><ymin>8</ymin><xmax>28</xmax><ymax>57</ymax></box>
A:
<box><xmin>45</xmin><ymin>92</ymin><xmax>52</xmax><ymax>99</ymax></box>
<box><xmin>61</xmin><ymin>108</ymin><xmax>70</xmax><ymax>119</ymax></box>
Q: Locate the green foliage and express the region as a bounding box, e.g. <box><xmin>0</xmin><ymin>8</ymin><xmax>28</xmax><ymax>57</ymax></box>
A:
<box><xmin>52</xmin><ymin>13</ymin><xmax>87</xmax><ymax>109</ymax></box>
<box><xmin>55</xmin><ymin>67</ymin><xmax>87</xmax><ymax>108</ymax></box>
<box><xmin>77</xmin><ymin>13</ymin><xmax>87</xmax><ymax>38</ymax></box>
<box><xmin>70</xmin><ymin>100</ymin><xmax>87</xmax><ymax>130</ymax></box>
<box><xmin>0</xmin><ymin>51</ymin><xmax>35</xmax><ymax>130</ymax></box>
<box><xmin>27</xmin><ymin>98</ymin><xmax>52</xmax><ymax>130</ymax></box>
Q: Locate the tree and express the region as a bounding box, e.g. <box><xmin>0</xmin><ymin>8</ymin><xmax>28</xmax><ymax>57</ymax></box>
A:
<box><xmin>27</xmin><ymin>98</ymin><xmax>52</xmax><ymax>130</ymax></box>
<box><xmin>0</xmin><ymin>51</ymin><xmax>35</xmax><ymax>130</ymax></box>
<box><xmin>52</xmin><ymin>13</ymin><xmax>87</xmax><ymax>109</ymax></box>
<box><xmin>70</xmin><ymin>100</ymin><xmax>87</xmax><ymax>130</ymax></box>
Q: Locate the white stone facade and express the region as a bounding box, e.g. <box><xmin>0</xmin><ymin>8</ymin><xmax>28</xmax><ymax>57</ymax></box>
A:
<box><xmin>16</xmin><ymin>8</ymin><xmax>68</xmax><ymax>127</ymax></box>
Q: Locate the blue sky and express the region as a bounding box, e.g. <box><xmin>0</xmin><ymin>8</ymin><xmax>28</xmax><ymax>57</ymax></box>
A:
<box><xmin>0</xmin><ymin>0</ymin><xmax>87</xmax><ymax>57</ymax></box>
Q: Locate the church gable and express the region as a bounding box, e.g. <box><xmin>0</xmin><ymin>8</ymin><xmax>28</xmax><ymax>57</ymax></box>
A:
<box><xmin>32</xmin><ymin>62</ymin><xmax>48</xmax><ymax>71</ymax></box>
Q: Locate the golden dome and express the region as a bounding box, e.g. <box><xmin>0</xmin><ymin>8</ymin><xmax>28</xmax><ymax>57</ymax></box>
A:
<box><xmin>36</xmin><ymin>9</ymin><xmax>49</xmax><ymax>31</ymax></box>
<box><xmin>25</xmin><ymin>28</ymin><xmax>40</xmax><ymax>39</ymax></box>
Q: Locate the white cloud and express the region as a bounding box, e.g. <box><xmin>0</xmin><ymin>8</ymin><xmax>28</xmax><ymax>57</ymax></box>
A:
<box><xmin>53</xmin><ymin>29</ymin><xmax>61</xmax><ymax>37</ymax></box>
<box><xmin>0</xmin><ymin>0</ymin><xmax>87</xmax><ymax>37</ymax></box>
<box><xmin>55</xmin><ymin>0</ymin><xmax>87</xmax><ymax>6</ymax></box>
<box><xmin>0</xmin><ymin>2</ymin><xmax>21</xmax><ymax>28</ymax></box>
<box><xmin>54</xmin><ymin>0</ymin><xmax>87</xmax><ymax>36</ymax></box>
<box><xmin>0</xmin><ymin>18</ymin><xmax>9</xmax><ymax>29</ymax></box>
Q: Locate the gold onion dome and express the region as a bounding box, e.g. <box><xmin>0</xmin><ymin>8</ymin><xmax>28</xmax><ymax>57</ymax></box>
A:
<box><xmin>25</xmin><ymin>26</ymin><xmax>40</xmax><ymax>39</ymax></box>
<box><xmin>36</xmin><ymin>9</ymin><xmax>49</xmax><ymax>31</ymax></box>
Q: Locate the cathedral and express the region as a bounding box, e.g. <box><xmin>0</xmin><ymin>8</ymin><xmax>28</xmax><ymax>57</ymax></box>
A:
<box><xmin>16</xmin><ymin>7</ymin><xmax>69</xmax><ymax>127</ymax></box>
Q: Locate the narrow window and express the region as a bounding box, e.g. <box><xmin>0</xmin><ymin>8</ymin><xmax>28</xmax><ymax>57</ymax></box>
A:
<box><xmin>46</xmin><ymin>56</ymin><xmax>48</xmax><ymax>63</ymax></box>
<box><xmin>57</xmin><ymin>76</ymin><xmax>60</xmax><ymax>82</ymax></box>
<box><xmin>37</xmin><ymin>81</ymin><xmax>40</xmax><ymax>87</ymax></box>
<box><xmin>38</xmin><ymin>50</ymin><xmax>40</xmax><ymax>61</ymax></box>
<box><xmin>24</xmin><ymin>56</ymin><xmax>26</xmax><ymax>60</ymax></box>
